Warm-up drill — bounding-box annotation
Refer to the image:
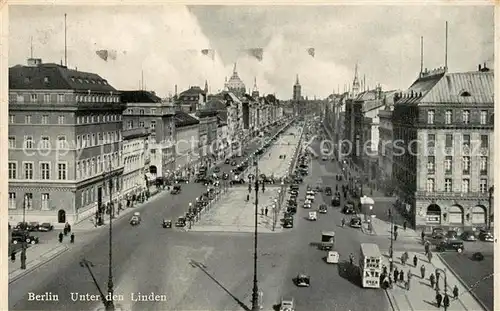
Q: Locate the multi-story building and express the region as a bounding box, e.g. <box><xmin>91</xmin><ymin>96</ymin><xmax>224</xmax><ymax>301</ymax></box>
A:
<box><xmin>174</xmin><ymin>111</ymin><xmax>200</xmax><ymax>177</ymax></box>
<box><xmin>194</xmin><ymin>109</ymin><xmax>219</xmax><ymax>167</ymax></box>
<box><xmin>121</xmin><ymin>127</ymin><xmax>150</xmax><ymax>199</ymax></box>
<box><xmin>121</xmin><ymin>90</ymin><xmax>176</xmax><ymax>179</ymax></box>
<box><xmin>378</xmin><ymin>104</ymin><xmax>395</xmax><ymax>194</ymax></box>
<box><xmin>8</xmin><ymin>58</ymin><xmax>125</xmax><ymax>225</ymax></box>
<box><xmin>176</xmin><ymin>84</ymin><xmax>207</xmax><ymax>113</ymax></box>
<box><xmin>392</xmin><ymin>65</ymin><xmax>494</xmax><ymax>231</ymax></box>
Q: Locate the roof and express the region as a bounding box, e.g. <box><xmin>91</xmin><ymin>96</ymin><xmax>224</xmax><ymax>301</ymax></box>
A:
<box><xmin>180</xmin><ymin>86</ymin><xmax>205</xmax><ymax>96</ymax></box>
<box><xmin>360</xmin><ymin>243</ymin><xmax>382</xmax><ymax>257</ymax></box>
<box><xmin>174</xmin><ymin>111</ymin><xmax>200</xmax><ymax>127</ymax></box>
<box><xmin>121</xmin><ymin>90</ymin><xmax>162</xmax><ymax>103</ymax></box>
<box><xmin>224</xmin><ymin>92</ymin><xmax>241</xmax><ymax>104</ymax></box>
<box><xmin>395</xmin><ymin>70</ymin><xmax>445</xmax><ymax>105</ymax></box>
<box><xmin>9</xmin><ymin>62</ymin><xmax>116</xmax><ymax>92</ymax></box>
<box><xmin>206</xmin><ymin>99</ymin><xmax>228</xmax><ymax>110</ymax></box>
<box><xmin>196</xmin><ymin>109</ymin><xmax>219</xmax><ymax>118</ymax></box>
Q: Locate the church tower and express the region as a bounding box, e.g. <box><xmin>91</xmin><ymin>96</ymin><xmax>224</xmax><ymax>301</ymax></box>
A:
<box><xmin>293</xmin><ymin>74</ymin><xmax>301</xmax><ymax>101</ymax></box>
<box><xmin>351</xmin><ymin>63</ymin><xmax>360</xmax><ymax>97</ymax></box>
<box><xmin>204</xmin><ymin>80</ymin><xmax>209</xmax><ymax>93</ymax></box>
<box><xmin>252</xmin><ymin>77</ymin><xmax>259</xmax><ymax>98</ymax></box>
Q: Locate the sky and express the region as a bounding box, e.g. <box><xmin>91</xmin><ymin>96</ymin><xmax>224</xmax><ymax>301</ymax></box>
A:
<box><xmin>9</xmin><ymin>4</ymin><xmax>494</xmax><ymax>99</ymax></box>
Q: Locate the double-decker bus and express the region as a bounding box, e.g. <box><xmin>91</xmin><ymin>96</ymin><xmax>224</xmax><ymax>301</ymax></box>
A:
<box><xmin>359</xmin><ymin>243</ymin><xmax>382</xmax><ymax>288</ymax></box>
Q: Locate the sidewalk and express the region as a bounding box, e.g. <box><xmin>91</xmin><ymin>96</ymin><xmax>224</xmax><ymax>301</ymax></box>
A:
<box><xmin>8</xmin><ymin>188</ymin><xmax>166</xmax><ymax>282</ymax></box>
<box><xmin>188</xmin><ymin>187</ymin><xmax>284</xmax><ymax>233</ymax></box>
<box><xmin>382</xmin><ymin>250</ymin><xmax>485</xmax><ymax>311</ymax></box>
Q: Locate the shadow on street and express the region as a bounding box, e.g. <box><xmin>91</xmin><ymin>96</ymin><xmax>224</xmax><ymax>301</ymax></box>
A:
<box><xmin>189</xmin><ymin>259</ymin><xmax>250</xmax><ymax>311</ymax></box>
<box><xmin>337</xmin><ymin>260</ymin><xmax>362</xmax><ymax>288</ymax></box>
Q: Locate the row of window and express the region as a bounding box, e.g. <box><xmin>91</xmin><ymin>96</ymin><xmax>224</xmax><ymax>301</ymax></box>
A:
<box><xmin>15</xmin><ymin>93</ymin><xmax>65</xmax><ymax>104</ymax></box>
<box><xmin>427</xmin><ymin>133</ymin><xmax>489</xmax><ymax>148</ymax></box>
<box><xmin>427</xmin><ymin>109</ymin><xmax>490</xmax><ymax>125</ymax></box>
<box><xmin>427</xmin><ymin>156</ymin><xmax>488</xmax><ymax>175</ymax></box>
<box><xmin>125</xmin><ymin>108</ymin><xmax>156</xmax><ymax>115</ymax></box>
<box><xmin>14</xmin><ymin>93</ymin><xmax>119</xmax><ymax>104</ymax></box>
<box><xmin>76</xmin><ymin>153</ymin><xmax>120</xmax><ymax>180</ymax></box>
<box><xmin>8</xmin><ymin>193</ymin><xmax>50</xmax><ymax>210</ymax></box>
<box><xmin>8</xmin><ymin>114</ymin><xmax>121</xmax><ymax>125</ymax></box>
<box><xmin>426</xmin><ymin>178</ymin><xmax>489</xmax><ymax>193</ymax></box>
<box><xmin>77</xmin><ymin>131</ymin><xmax>121</xmax><ymax>148</ymax></box>
<box><xmin>124</xmin><ymin>155</ymin><xmax>144</xmax><ymax>171</ymax></box>
<box><xmin>81</xmin><ymin>177</ymin><xmax>120</xmax><ymax>208</ymax></box>
<box><xmin>77</xmin><ymin>114</ymin><xmax>121</xmax><ymax>124</ymax></box>
<box><xmin>126</xmin><ymin>120</ymin><xmax>156</xmax><ymax>129</ymax></box>
<box><xmin>10</xmin><ymin>132</ymin><xmax>121</xmax><ymax>150</ymax></box>
<box><xmin>8</xmin><ymin>162</ymin><xmax>67</xmax><ymax>180</ymax></box>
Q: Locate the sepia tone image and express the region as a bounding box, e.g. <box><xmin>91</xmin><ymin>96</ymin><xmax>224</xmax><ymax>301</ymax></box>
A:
<box><xmin>5</xmin><ymin>4</ymin><xmax>494</xmax><ymax>311</ymax></box>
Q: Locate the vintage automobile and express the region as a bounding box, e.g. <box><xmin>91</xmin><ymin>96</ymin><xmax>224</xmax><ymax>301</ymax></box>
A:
<box><xmin>342</xmin><ymin>204</ymin><xmax>356</xmax><ymax>214</ymax></box>
<box><xmin>331</xmin><ymin>195</ymin><xmax>341</xmax><ymax>207</ymax></box>
<box><xmin>350</xmin><ymin>217</ymin><xmax>362</xmax><ymax>228</ymax></box>
<box><xmin>162</xmin><ymin>219</ymin><xmax>172</xmax><ymax>228</ymax></box>
<box><xmin>308</xmin><ymin>211</ymin><xmax>317</xmax><ymax>221</ymax></box>
<box><xmin>175</xmin><ymin>216</ymin><xmax>187</xmax><ymax>227</ymax></box>
<box><xmin>303</xmin><ymin>202</ymin><xmax>312</xmax><ymax>209</ymax></box>
<box><xmin>318</xmin><ymin>204</ymin><xmax>328</xmax><ymax>214</ymax></box>
<box><xmin>460</xmin><ymin>231</ymin><xmax>476</xmax><ymax>241</ymax></box>
<box><xmin>213</xmin><ymin>167</ymin><xmax>220</xmax><ymax>173</ymax></box>
<box><xmin>283</xmin><ymin>218</ymin><xmax>294</xmax><ymax>229</ymax></box>
<box><xmin>479</xmin><ymin>229</ymin><xmax>494</xmax><ymax>242</ymax></box>
<box><xmin>38</xmin><ymin>222</ymin><xmax>54</xmax><ymax>232</ymax></box>
<box><xmin>436</xmin><ymin>240</ymin><xmax>464</xmax><ymax>253</ymax></box>
<box><xmin>295</xmin><ymin>274</ymin><xmax>311</xmax><ymax>287</ymax></box>
<box><xmin>222</xmin><ymin>173</ymin><xmax>229</xmax><ymax>180</ymax></box>
<box><xmin>170</xmin><ymin>185</ymin><xmax>182</xmax><ymax>195</ymax></box>
<box><xmin>326</xmin><ymin>251</ymin><xmax>340</xmax><ymax>264</ymax></box>
<box><xmin>230</xmin><ymin>160</ymin><xmax>237</xmax><ymax>166</ymax></box>
<box><xmin>11</xmin><ymin>231</ymin><xmax>39</xmax><ymax>245</ymax></box>
<box><xmin>279</xmin><ymin>297</ymin><xmax>295</xmax><ymax>311</ymax></box>
<box><xmin>130</xmin><ymin>216</ymin><xmax>140</xmax><ymax>226</ymax></box>
<box><xmin>224</xmin><ymin>158</ymin><xmax>230</xmax><ymax>164</ymax></box>
<box><xmin>325</xmin><ymin>187</ymin><xmax>332</xmax><ymax>196</ymax></box>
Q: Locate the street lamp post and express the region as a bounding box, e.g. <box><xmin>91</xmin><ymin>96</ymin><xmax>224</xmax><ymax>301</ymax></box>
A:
<box><xmin>389</xmin><ymin>206</ymin><xmax>394</xmax><ymax>272</ymax></box>
<box><xmin>251</xmin><ymin>155</ymin><xmax>260</xmax><ymax>311</ymax></box>
<box><xmin>488</xmin><ymin>186</ymin><xmax>494</xmax><ymax>230</ymax></box>
<box><xmin>188</xmin><ymin>203</ymin><xmax>193</xmax><ymax>228</ymax></box>
<box><xmin>106</xmin><ymin>167</ymin><xmax>115</xmax><ymax>311</ymax></box>
<box><xmin>20</xmin><ymin>197</ymin><xmax>27</xmax><ymax>270</ymax></box>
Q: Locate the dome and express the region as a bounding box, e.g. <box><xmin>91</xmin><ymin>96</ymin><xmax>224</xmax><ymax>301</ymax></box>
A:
<box><xmin>225</xmin><ymin>63</ymin><xmax>246</xmax><ymax>95</ymax></box>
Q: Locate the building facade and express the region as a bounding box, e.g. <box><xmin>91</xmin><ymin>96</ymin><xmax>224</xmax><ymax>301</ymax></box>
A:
<box><xmin>8</xmin><ymin>58</ymin><xmax>125</xmax><ymax>225</ymax></box>
<box><xmin>194</xmin><ymin>109</ymin><xmax>219</xmax><ymax>167</ymax></box>
<box><xmin>393</xmin><ymin>66</ymin><xmax>494</xmax><ymax>231</ymax></box>
<box><xmin>378</xmin><ymin>106</ymin><xmax>394</xmax><ymax>194</ymax></box>
<box><xmin>174</xmin><ymin>111</ymin><xmax>201</xmax><ymax>177</ymax></box>
<box><xmin>177</xmin><ymin>86</ymin><xmax>207</xmax><ymax>113</ymax></box>
<box><xmin>121</xmin><ymin>128</ymin><xmax>150</xmax><ymax>199</ymax></box>
<box><xmin>121</xmin><ymin>91</ymin><xmax>176</xmax><ymax>180</ymax></box>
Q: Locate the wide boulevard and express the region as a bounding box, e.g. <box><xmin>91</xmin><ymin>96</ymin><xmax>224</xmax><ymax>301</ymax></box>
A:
<box><xmin>10</xmin><ymin>122</ymin><xmax>396</xmax><ymax>311</ymax></box>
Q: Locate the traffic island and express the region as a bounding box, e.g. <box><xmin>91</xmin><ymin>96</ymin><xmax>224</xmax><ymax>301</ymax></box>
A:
<box><xmin>187</xmin><ymin>188</ymin><xmax>284</xmax><ymax>233</ymax></box>
<box><xmin>9</xmin><ymin>244</ymin><xmax>68</xmax><ymax>283</ymax></box>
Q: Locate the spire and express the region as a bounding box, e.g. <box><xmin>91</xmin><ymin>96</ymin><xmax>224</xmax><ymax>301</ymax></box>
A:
<box><xmin>253</xmin><ymin>77</ymin><xmax>258</xmax><ymax>92</ymax></box>
<box><xmin>295</xmin><ymin>74</ymin><xmax>300</xmax><ymax>85</ymax></box>
<box><xmin>233</xmin><ymin>62</ymin><xmax>237</xmax><ymax>74</ymax></box>
<box><xmin>204</xmin><ymin>80</ymin><xmax>208</xmax><ymax>93</ymax></box>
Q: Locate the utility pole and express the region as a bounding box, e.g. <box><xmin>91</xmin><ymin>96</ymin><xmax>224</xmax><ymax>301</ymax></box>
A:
<box><xmin>20</xmin><ymin>197</ymin><xmax>27</xmax><ymax>270</ymax></box>
<box><xmin>251</xmin><ymin>154</ymin><xmax>260</xmax><ymax>311</ymax></box>
<box><xmin>106</xmin><ymin>158</ymin><xmax>115</xmax><ymax>311</ymax></box>
<box><xmin>488</xmin><ymin>186</ymin><xmax>494</xmax><ymax>230</ymax></box>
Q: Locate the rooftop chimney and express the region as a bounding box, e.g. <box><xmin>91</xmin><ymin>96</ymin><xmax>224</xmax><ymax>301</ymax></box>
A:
<box><xmin>479</xmin><ymin>64</ymin><xmax>482</xmax><ymax>71</ymax></box>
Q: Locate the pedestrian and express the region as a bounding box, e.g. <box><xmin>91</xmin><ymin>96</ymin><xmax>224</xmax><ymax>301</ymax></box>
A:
<box><xmin>399</xmin><ymin>270</ymin><xmax>404</xmax><ymax>283</ymax></box>
<box><xmin>401</xmin><ymin>254</ymin><xmax>406</xmax><ymax>265</ymax></box>
<box><xmin>424</xmin><ymin>241</ymin><xmax>430</xmax><ymax>255</ymax></box>
<box><xmin>246</xmin><ymin>194</ymin><xmax>250</xmax><ymax>201</ymax></box>
<box><xmin>403</xmin><ymin>221</ymin><xmax>407</xmax><ymax>231</ymax></box>
<box><xmin>341</xmin><ymin>218</ymin><xmax>346</xmax><ymax>227</ymax></box>
<box><xmin>436</xmin><ymin>271</ymin><xmax>441</xmax><ymax>291</ymax></box>
<box><xmin>261</xmin><ymin>208</ymin><xmax>264</xmax><ymax>215</ymax></box>
<box><xmin>421</xmin><ymin>230</ymin><xmax>425</xmax><ymax>243</ymax></box>
<box><xmin>427</xmin><ymin>250</ymin><xmax>433</xmax><ymax>263</ymax></box>
<box><xmin>58</xmin><ymin>232</ymin><xmax>64</xmax><ymax>243</ymax></box>
<box><xmin>420</xmin><ymin>264</ymin><xmax>426</xmax><ymax>279</ymax></box>
<box><xmin>393</xmin><ymin>267</ymin><xmax>399</xmax><ymax>282</ymax></box>
<box><xmin>406</xmin><ymin>277</ymin><xmax>411</xmax><ymax>290</ymax></box>
<box><xmin>394</xmin><ymin>231</ymin><xmax>398</xmax><ymax>241</ymax></box>
<box><xmin>70</xmin><ymin>233</ymin><xmax>75</xmax><ymax>243</ymax></box>
<box><xmin>430</xmin><ymin>273</ymin><xmax>435</xmax><ymax>289</ymax></box>
<box><xmin>443</xmin><ymin>294</ymin><xmax>450</xmax><ymax>309</ymax></box>
<box><xmin>453</xmin><ymin>285</ymin><xmax>459</xmax><ymax>299</ymax></box>
<box><xmin>413</xmin><ymin>254</ymin><xmax>418</xmax><ymax>267</ymax></box>
<box><xmin>404</xmin><ymin>251</ymin><xmax>409</xmax><ymax>264</ymax></box>
<box><xmin>436</xmin><ymin>292</ymin><xmax>443</xmax><ymax>308</ymax></box>
<box><xmin>265</xmin><ymin>207</ymin><xmax>269</xmax><ymax>216</ymax></box>
<box><xmin>383</xmin><ymin>265</ymin><xmax>388</xmax><ymax>275</ymax></box>
<box><xmin>11</xmin><ymin>251</ymin><xmax>16</xmax><ymax>262</ymax></box>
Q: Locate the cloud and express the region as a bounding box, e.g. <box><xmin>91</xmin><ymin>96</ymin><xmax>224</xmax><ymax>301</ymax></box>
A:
<box><xmin>9</xmin><ymin>5</ymin><xmax>494</xmax><ymax>100</ymax></box>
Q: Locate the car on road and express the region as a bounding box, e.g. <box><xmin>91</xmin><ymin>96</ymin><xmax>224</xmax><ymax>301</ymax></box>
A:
<box><xmin>222</xmin><ymin>173</ymin><xmax>229</xmax><ymax>180</ymax></box>
<box><xmin>224</xmin><ymin>158</ymin><xmax>230</xmax><ymax>164</ymax></box>
<box><xmin>38</xmin><ymin>223</ymin><xmax>54</xmax><ymax>232</ymax></box>
<box><xmin>479</xmin><ymin>229</ymin><xmax>494</xmax><ymax>242</ymax></box>
<box><xmin>446</xmin><ymin>230</ymin><xmax>458</xmax><ymax>240</ymax></box>
<box><xmin>283</xmin><ymin>218</ymin><xmax>293</xmax><ymax>229</ymax></box>
<box><xmin>213</xmin><ymin>167</ymin><xmax>220</xmax><ymax>173</ymax></box>
<box><xmin>321</xmin><ymin>156</ymin><xmax>328</xmax><ymax>161</ymax></box>
<box><xmin>436</xmin><ymin>240</ymin><xmax>464</xmax><ymax>253</ymax></box>
<box><xmin>129</xmin><ymin>216</ymin><xmax>140</xmax><ymax>226</ymax></box>
<box><xmin>175</xmin><ymin>177</ymin><xmax>189</xmax><ymax>184</ymax></box>
<box><xmin>175</xmin><ymin>216</ymin><xmax>187</xmax><ymax>227</ymax></box>
<box><xmin>432</xmin><ymin>228</ymin><xmax>445</xmax><ymax>239</ymax></box>
<box><xmin>315</xmin><ymin>185</ymin><xmax>323</xmax><ymax>192</ymax></box>
<box><xmin>162</xmin><ymin>219</ymin><xmax>172</xmax><ymax>228</ymax></box>
<box><xmin>325</xmin><ymin>187</ymin><xmax>332</xmax><ymax>196</ymax></box>
<box><xmin>279</xmin><ymin>297</ymin><xmax>295</xmax><ymax>311</ymax></box>
<box><xmin>170</xmin><ymin>185</ymin><xmax>181</xmax><ymax>195</ymax></box>
<box><xmin>308</xmin><ymin>211</ymin><xmax>317</xmax><ymax>221</ymax></box>
<box><xmin>460</xmin><ymin>231</ymin><xmax>476</xmax><ymax>241</ymax></box>
<box><xmin>342</xmin><ymin>204</ymin><xmax>355</xmax><ymax>214</ymax></box>
<box><xmin>11</xmin><ymin>232</ymin><xmax>39</xmax><ymax>244</ymax></box>
<box><xmin>318</xmin><ymin>204</ymin><xmax>327</xmax><ymax>214</ymax></box>
<box><xmin>331</xmin><ymin>195</ymin><xmax>341</xmax><ymax>207</ymax></box>
<box><xmin>295</xmin><ymin>274</ymin><xmax>311</xmax><ymax>287</ymax></box>
<box><xmin>28</xmin><ymin>222</ymin><xmax>40</xmax><ymax>231</ymax></box>
<box><xmin>350</xmin><ymin>217</ymin><xmax>362</xmax><ymax>228</ymax></box>
<box><xmin>230</xmin><ymin>160</ymin><xmax>237</xmax><ymax>166</ymax></box>
<box><xmin>290</xmin><ymin>190</ymin><xmax>298</xmax><ymax>196</ymax></box>
<box><xmin>290</xmin><ymin>184</ymin><xmax>299</xmax><ymax>191</ymax></box>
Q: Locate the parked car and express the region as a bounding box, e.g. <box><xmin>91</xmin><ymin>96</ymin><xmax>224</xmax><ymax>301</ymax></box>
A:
<box><xmin>318</xmin><ymin>204</ymin><xmax>328</xmax><ymax>214</ymax></box>
<box><xmin>283</xmin><ymin>218</ymin><xmax>294</xmax><ymax>229</ymax></box>
<box><xmin>28</xmin><ymin>222</ymin><xmax>40</xmax><ymax>231</ymax></box>
<box><xmin>332</xmin><ymin>195</ymin><xmax>341</xmax><ymax>207</ymax></box>
<box><xmin>460</xmin><ymin>231</ymin><xmax>476</xmax><ymax>241</ymax></box>
<box><xmin>129</xmin><ymin>216</ymin><xmax>140</xmax><ymax>226</ymax></box>
<box><xmin>38</xmin><ymin>223</ymin><xmax>54</xmax><ymax>232</ymax></box>
<box><xmin>230</xmin><ymin>160</ymin><xmax>237</xmax><ymax>166</ymax></box>
<box><xmin>446</xmin><ymin>230</ymin><xmax>458</xmax><ymax>240</ymax></box>
<box><xmin>170</xmin><ymin>185</ymin><xmax>182</xmax><ymax>194</ymax></box>
<box><xmin>224</xmin><ymin>158</ymin><xmax>230</xmax><ymax>164</ymax></box>
<box><xmin>295</xmin><ymin>274</ymin><xmax>311</xmax><ymax>287</ymax></box>
<box><xmin>350</xmin><ymin>217</ymin><xmax>362</xmax><ymax>228</ymax></box>
<box><xmin>479</xmin><ymin>229</ymin><xmax>494</xmax><ymax>242</ymax></box>
<box><xmin>325</xmin><ymin>187</ymin><xmax>332</xmax><ymax>196</ymax></box>
<box><xmin>342</xmin><ymin>204</ymin><xmax>355</xmax><ymax>214</ymax></box>
<box><xmin>175</xmin><ymin>216</ymin><xmax>187</xmax><ymax>227</ymax></box>
<box><xmin>432</xmin><ymin>228</ymin><xmax>445</xmax><ymax>239</ymax></box>
<box><xmin>436</xmin><ymin>240</ymin><xmax>464</xmax><ymax>253</ymax></box>
<box><xmin>11</xmin><ymin>232</ymin><xmax>39</xmax><ymax>245</ymax></box>
<box><xmin>213</xmin><ymin>167</ymin><xmax>220</xmax><ymax>173</ymax></box>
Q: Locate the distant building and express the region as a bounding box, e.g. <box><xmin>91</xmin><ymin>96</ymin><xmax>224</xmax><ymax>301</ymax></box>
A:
<box><xmin>177</xmin><ymin>86</ymin><xmax>207</xmax><ymax>113</ymax></box>
<box><xmin>174</xmin><ymin>111</ymin><xmax>200</xmax><ymax>177</ymax></box>
<box><xmin>392</xmin><ymin>65</ymin><xmax>494</xmax><ymax>231</ymax></box>
<box><xmin>225</xmin><ymin>63</ymin><xmax>246</xmax><ymax>97</ymax></box>
<box><xmin>8</xmin><ymin>58</ymin><xmax>125</xmax><ymax>225</ymax></box>
<box><xmin>121</xmin><ymin>127</ymin><xmax>150</xmax><ymax>200</ymax></box>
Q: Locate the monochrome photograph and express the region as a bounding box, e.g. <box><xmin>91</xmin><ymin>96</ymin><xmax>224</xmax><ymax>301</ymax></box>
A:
<box><xmin>5</xmin><ymin>4</ymin><xmax>495</xmax><ymax>311</ymax></box>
